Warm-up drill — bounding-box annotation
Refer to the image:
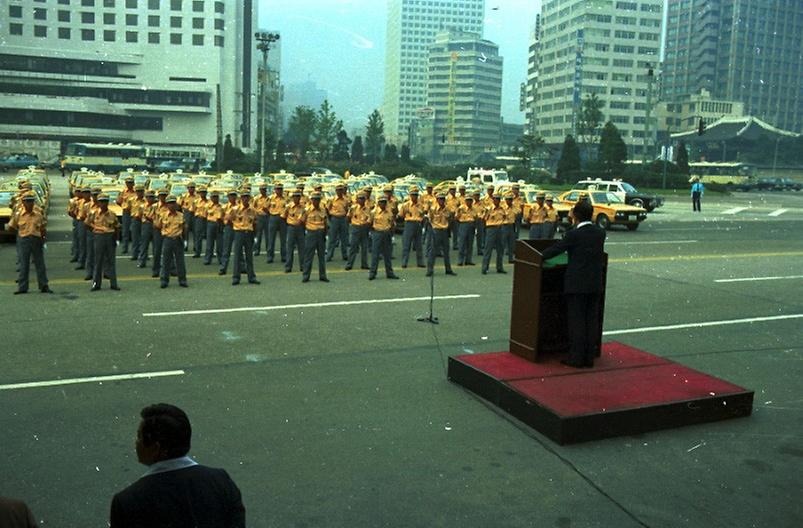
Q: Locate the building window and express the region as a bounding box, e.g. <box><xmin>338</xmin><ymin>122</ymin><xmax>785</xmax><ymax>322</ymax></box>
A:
<box><xmin>171</xmin><ymin>16</ymin><xmax>183</xmax><ymax>28</ymax></box>
<box><xmin>148</xmin><ymin>32</ymin><xmax>160</xmax><ymax>43</ymax></box>
<box><xmin>58</xmin><ymin>10</ymin><xmax>71</xmax><ymax>22</ymax></box>
<box><xmin>192</xmin><ymin>34</ymin><xmax>203</xmax><ymax>45</ymax></box>
<box><xmin>58</xmin><ymin>27</ymin><xmax>71</xmax><ymax>39</ymax></box>
<box><xmin>214</xmin><ymin>35</ymin><xmax>223</xmax><ymax>47</ymax></box>
<box><xmin>9</xmin><ymin>5</ymin><xmax>22</xmax><ymax>17</ymax></box>
<box><xmin>192</xmin><ymin>0</ymin><xmax>203</xmax><ymax>11</ymax></box>
<box><xmin>126</xmin><ymin>0</ymin><xmax>138</xmax><ymax>7</ymax></box>
<box><xmin>126</xmin><ymin>14</ymin><xmax>138</xmax><ymax>25</ymax></box>
<box><xmin>126</xmin><ymin>31</ymin><xmax>138</xmax><ymax>42</ymax></box>
<box><xmin>170</xmin><ymin>33</ymin><xmax>182</xmax><ymax>44</ymax></box>
<box><xmin>214</xmin><ymin>18</ymin><xmax>223</xmax><ymax>30</ymax></box>
<box><xmin>34</xmin><ymin>7</ymin><xmax>47</xmax><ymax>20</ymax></box>
<box><xmin>192</xmin><ymin>17</ymin><xmax>203</xmax><ymax>29</ymax></box>
<box><xmin>104</xmin><ymin>29</ymin><xmax>116</xmax><ymax>41</ymax></box>
<box><xmin>82</xmin><ymin>29</ymin><xmax>95</xmax><ymax>40</ymax></box>
<box><xmin>103</xmin><ymin>0</ymin><xmax>115</xmax><ymax>6</ymax></box>
<box><xmin>149</xmin><ymin>0</ymin><xmax>160</xmax><ymax>7</ymax></box>
<box><xmin>58</xmin><ymin>0</ymin><xmax>70</xmax><ymax>4</ymax></box>
<box><xmin>214</xmin><ymin>1</ymin><xmax>223</xmax><ymax>14</ymax></box>
<box><xmin>104</xmin><ymin>12</ymin><xmax>115</xmax><ymax>24</ymax></box>
<box><xmin>9</xmin><ymin>23</ymin><xmax>23</xmax><ymax>35</ymax></box>
<box><xmin>82</xmin><ymin>12</ymin><xmax>95</xmax><ymax>23</ymax></box>
<box><xmin>34</xmin><ymin>26</ymin><xmax>47</xmax><ymax>37</ymax></box>
<box><xmin>82</xmin><ymin>0</ymin><xmax>95</xmax><ymax>5</ymax></box>
<box><xmin>171</xmin><ymin>0</ymin><xmax>182</xmax><ymax>10</ymax></box>
<box><xmin>148</xmin><ymin>15</ymin><xmax>159</xmax><ymax>26</ymax></box>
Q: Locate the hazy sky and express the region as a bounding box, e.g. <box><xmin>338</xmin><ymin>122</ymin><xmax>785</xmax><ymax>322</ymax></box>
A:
<box><xmin>260</xmin><ymin>0</ymin><xmax>540</xmax><ymax>133</ymax></box>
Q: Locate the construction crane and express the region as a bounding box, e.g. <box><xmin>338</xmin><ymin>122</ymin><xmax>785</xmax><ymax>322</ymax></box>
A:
<box><xmin>446</xmin><ymin>51</ymin><xmax>458</xmax><ymax>145</ymax></box>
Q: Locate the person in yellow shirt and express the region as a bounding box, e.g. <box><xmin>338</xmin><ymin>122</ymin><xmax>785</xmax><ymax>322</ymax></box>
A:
<box><xmin>543</xmin><ymin>194</ymin><xmax>559</xmax><ymax>239</ymax></box>
<box><xmin>83</xmin><ymin>187</ymin><xmax>102</xmax><ymax>281</ymax></box>
<box><xmin>203</xmin><ymin>191</ymin><xmax>225</xmax><ymax>266</ymax></box>
<box><xmin>71</xmin><ymin>187</ymin><xmax>91</xmax><ymax>267</ymax></box>
<box><xmin>368</xmin><ymin>196</ymin><xmax>399</xmax><ymax>280</ymax></box>
<box><xmin>151</xmin><ymin>189</ymin><xmax>171</xmax><ymax>278</ymax></box>
<box><xmin>425</xmin><ymin>193</ymin><xmax>456</xmax><ymax>277</ymax></box>
<box><xmin>90</xmin><ymin>193</ymin><xmax>120</xmax><ymax>291</ymax></box>
<box><xmin>67</xmin><ymin>189</ymin><xmax>83</xmax><ymax>263</ymax></box>
<box><xmin>527</xmin><ymin>191</ymin><xmax>547</xmax><ymax>239</ymax></box>
<box><xmin>231</xmin><ymin>192</ymin><xmax>260</xmax><ymax>285</ymax></box>
<box><xmin>511</xmin><ymin>183</ymin><xmax>526</xmax><ymax>239</ymax></box>
<box><xmin>179</xmin><ymin>182</ymin><xmax>199</xmax><ymax>251</ymax></box>
<box><xmin>266</xmin><ymin>183</ymin><xmax>287</xmax><ymax>263</ymax></box>
<box><xmin>346</xmin><ymin>193</ymin><xmax>371</xmax><ymax>271</ymax></box>
<box><xmin>9</xmin><ymin>192</ymin><xmax>52</xmax><ymax>294</ymax></box>
<box><xmin>116</xmin><ymin>175</ymin><xmax>136</xmax><ymax>254</ymax></box>
<box><xmin>191</xmin><ymin>186</ymin><xmax>209</xmax><ymax>258</ymax></box>
<box><xmin>361</xmin><ymin>186</ymin><xmax>375</xmax><ymax>210</ymax></box>
<box><xmin>302</xmin><ymin>192</ymin><xmax>329</xmax><ymax>283</ymax></box>
<box><xmin>326</xmin><ymin>183</ymin><xmax>350</xmax><ymax>262</ymax></box>
<box><xmin>129</xmin><ymin>185</ymin><xmax>146</xmax><ymax>262</ymax></box>
<box><xmin>503</xmin><ymin>193</ymin><xmax>518</xmax><ymax>264</ymax></box>
<box><xmin>477</xmin><ymin>185</ymin><xmax>495</xmax><ymax>254</ymax></box>
<box><xmin>155</xmin><ymin>195</ymin><xmax>188</xmax><ymax>288</ymax></box>
<box><xmin>137</xmin><ymin>190</ymin><xmax>157</xmax><ymax>268</ymax></box>
<box><xmin>397</xmin><ymin>186</ymin><xmax>426</xmax><ymax>268</ymax></box>
<box><xmin>422</xmin><ymin>183</ymin><xmax>437</xmax><ymax>211</ymax></box>
<box><xmin>218</xmin><ymin>189</ymin><xmax>240</xmax><ymax>275</ymax></box>
<box><xmin>482</xmin><ymin>193</ymin><xmax>507</xmax><ymax>274</ymax></box>
<box><xmin>283</xmin><ymin>190</ymin><xmax>306</xmax><ymax>273</ymax></box>
<box><xmin>296</xmin><ymin>183</ymin><xmax>309</xmax><ymax>207</ymax></box>
<box><xmin>456</xmin><ymin>195</ymin><xmax>478</xmax><ymax>266</ymax></box>
<box><xmin>253</xmin><ymin>184</ymin><xmax>270</xmax><ymax>256</ymax></box>
<box><xmin>446</xmin><ymin>185</ymin><xmax>461</xmax><ymax>250</ymax></box>
<box><xmin>471</xmin><ymin>189</ymin><xmax>486</xmax><ymax>257</ymax></box>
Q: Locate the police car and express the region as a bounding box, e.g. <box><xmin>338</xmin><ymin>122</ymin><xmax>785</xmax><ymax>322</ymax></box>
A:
<box><xmin>571</xmin><ymin>178</ymin><xmax>664</xmax><ymax>212</ymax></box>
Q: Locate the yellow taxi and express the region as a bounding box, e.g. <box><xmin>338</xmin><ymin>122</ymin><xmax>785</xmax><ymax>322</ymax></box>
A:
<box><xmin>101</xmin><ymin>186</ymin><xmax>125</xmax><ymax>219</ymax></box>
<box><xmin>557</xmin><ymin>190</ymin><xmax>647</xmax><ymax>231</ymax></box>
<box><xmin>0</xmin><ymin>185</ymin><xmax>16</xmax><ymax>239</ymax></box>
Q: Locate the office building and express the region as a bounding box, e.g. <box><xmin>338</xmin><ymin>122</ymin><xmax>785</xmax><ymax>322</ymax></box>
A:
<box><xmin>523</xmin><ymin>15</ymin><xmax>541</xmax><ymax>135</ymax></box>
<box><xmin>383</xmin><ymin>0</ymin><xmax>485</xmax><ymax>146</ymax></box>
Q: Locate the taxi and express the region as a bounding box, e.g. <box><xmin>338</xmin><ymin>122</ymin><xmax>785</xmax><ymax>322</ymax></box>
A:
<box><xmin>557</xmin><ymin>190</ymin><xmax>647</xmax><ymax>231</ymax></box>
<box><xmin>0</xmin><ymin>186</ymin><xmax>16</xmax><ymax>238</ymax></box>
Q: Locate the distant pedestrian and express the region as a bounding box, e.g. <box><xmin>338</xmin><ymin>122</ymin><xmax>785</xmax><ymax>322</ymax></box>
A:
<box><xmin>109</xmin><ymin>403</ymin><xmax>245</xmax><ymax>528</ymax></box>
<box><xmin>691</xmin><ymin>177</ymin><xmax>704</xmax><ymax>212</ymax></box>
<box><xmin>9</xmin><ymin>192</ymin><xmax>52</xmax><ymax>294</ymax></box>
<box><xmin>0</xmin><ymin>496</ymin><xmax>37</xmax><ymax>528</ymax></box>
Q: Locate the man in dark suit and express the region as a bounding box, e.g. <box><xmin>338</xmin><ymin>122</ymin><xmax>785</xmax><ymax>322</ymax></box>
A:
<box><xmin>541</xmin><ymin>199</ymin><xmax>606</xmax><ymax>368</ymax></box>
<box><xmin>110</xmin><ymin>403</ymin><xmax>245</xmax><ymax>528</ymax></box>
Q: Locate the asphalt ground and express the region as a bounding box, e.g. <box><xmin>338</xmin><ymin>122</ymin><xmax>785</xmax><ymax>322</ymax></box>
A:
<box><xmin>1</xmin><ymin>175</ymin><xmax>802</xmax><ymax>527</ymax></box>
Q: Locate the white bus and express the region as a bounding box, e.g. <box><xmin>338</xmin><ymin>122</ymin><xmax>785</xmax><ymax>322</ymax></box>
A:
<box><xmin>689</xmin><ymin>162</ymin><xmax>756</xmax><ymax>184</ymax></box>
<box><xmin>63</xmin><ymin>143</ymin><xmax>147</xmax><ymax>172</ymax></box>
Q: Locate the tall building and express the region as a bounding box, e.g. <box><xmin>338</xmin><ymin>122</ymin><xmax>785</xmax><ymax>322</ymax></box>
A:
<box><xmin>523</xmin><ymin>15</ymin><xmax>542</xmax><ymax>135</ymax></box>
<box><xmin>383</xmin><ymin>0</ymin><xmax>485</xmax><ymax>146</ymax></box>
<box><xmin>532</xmin><ymin>0</ymin><xmax>663</xmax><ymax>156</ymax></box>
<box><xmin>422</xmin><ymin>30</ymin><xmax>502</xmax><ymax>162</ymax></box>
<box><xmin>0</xmin><ymin>0</ymin><xmax>258</xmax><ymax>159</ymax></box>
<box><xmin>662</xmin><ymin>0</ymin><xmax>803</xmax><ymax>133</ymax></box>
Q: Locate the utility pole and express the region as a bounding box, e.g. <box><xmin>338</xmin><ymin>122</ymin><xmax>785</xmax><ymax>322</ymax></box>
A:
<box><xmin>255</xmin><ymin>32</ymin><xmax>280</xmax><ymax>174</ymax></box>
<box><xmin>644</xmin><ymin>64</ymin><xmax>654</xmax><ymax>164</ymax></box>
<box><xmin>216</xmin><ymin>83</ymin><xmax>223</xmax><ymax>170</ymax></box>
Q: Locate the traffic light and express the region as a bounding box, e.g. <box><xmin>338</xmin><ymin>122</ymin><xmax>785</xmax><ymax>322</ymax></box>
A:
<box><xmin>697</xmin><ymin>118</ymin><xmax>706</xmax><ymax>136</ymax></box>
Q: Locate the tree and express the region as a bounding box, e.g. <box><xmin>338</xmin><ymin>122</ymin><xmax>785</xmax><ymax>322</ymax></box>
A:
<box><xmin>313</xmin><ymin>99</ymin><xmax>342</xmax><ymax>160</ymax></box>
<box><xmin>576</xmin><ymin>93</ymin><xmax>604</xmax><ymax>159</ymax></box>
<box><xmin>333</xmin><ymin>129</ymin><xmax>352</xmax><ymax>161</ymax></box>
<box><xmin>598</xmin><ymin>121</ymin><xmax>628</xmax><ymax>176</ymax></box>
<box><xmin>351</xmin><ymin>135</ymin><xmax>364</xmax><ymax>163</ymax></box>
<box><xmin>400</xmin><ymin>144</ymin><xmax>411</xmax><ymax>163</ymax></box>
<box><xmin>676</xmin><ymin>140</ymin><xmax>690</xmax><ymax>175</ymax></box>
<box><xmin>384</xmin><ymin>144</ymin><xmax>398</xmax><ymax>162</ymax></box>
<box><xmin>516</xmin><ymin>134</ymin><xmax>545</xmax><ymax>168</ymax></box>
<box><xmin>286</xmin><ymin>106</ymin><xmax>317</xmax><ymax>161</ymax></box>
<box><xmin>258</xmin><ymin>128</ymin><xmax>276</xmax><ymax>171</ymax></box>
<box><xmin>556</xmin><ymin>134</ymin><xmax>581</xmax><ymax>183</ymax></box>
<box><xmin>365</xmin><ymin>109</ymin><xmax>385</xmax><ymax>164</ymax></box>
<box><xmin>275</xmin><ymin>139</ymin><xmax>286</xmax><ymax>164</ymax></box>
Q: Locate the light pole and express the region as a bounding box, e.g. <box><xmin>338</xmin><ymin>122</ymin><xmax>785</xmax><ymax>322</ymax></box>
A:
<box><xmin>643</xmin><ymin>64</ymin><xmax>654</xmax><ymax>164</ymax></box>
<box><xmin>255</xmin><ymin>32</ymin><xmax>280</xmax><ymax>174</ymax></box>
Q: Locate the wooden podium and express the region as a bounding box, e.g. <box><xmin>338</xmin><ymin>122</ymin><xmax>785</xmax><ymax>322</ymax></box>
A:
<box><xmin>510</xmin><ymin>239</ymin><xmax>608</xmax><ymax>362</ymax></box>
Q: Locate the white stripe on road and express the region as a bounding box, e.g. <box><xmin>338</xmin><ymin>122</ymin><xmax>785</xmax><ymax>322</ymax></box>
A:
<box><xmin>722</xmin><ymin>207</ymin><xmax>749</xmax><ymax>214</ymax></box>
<box><xmin>605</xmin><ymin>240</ymin><xmax>698</xmax><ymax>246</ymax></box>
<box><xmin>143</xmin><ymin>294</ymin><xmax>481</xmax><ymax>318</ymax></box>
<box><xmin>604</xmin><ymin>313</ymin><xmax>803</xmax><ymax>336</ymax></box>
<box><xmin>768</xmin><ymin>209</ymin><xmax>788</xmax><ymax>217</ymax></box>
<box><xmin>116</xmin><ymin>253</ymin><xmax>192</xmax><ymax>259</ymax></box>
<box><xmin>714</xmin><ymin>275</ymin><xmax>803</xmax><ymax>283</ymax></box>
<box><xmin>0</xmin><ymin>370</ymin><xmax>185</xmax><ymax>391</ymax></box>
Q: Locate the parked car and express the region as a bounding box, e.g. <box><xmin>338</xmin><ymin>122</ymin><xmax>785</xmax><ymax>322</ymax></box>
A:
<box><xmin>558</xmin><ymin>190</ymin><xmax>648</xmax><ymax>231</ymax></box>
<box><xmin>778</xmin><ymin>178</ymin><xmax>803</xmax><ymax>191</ymax></box>
<box><xmin>571</xmin><ymin>178</ymin><xmax>664</xmax><ymax>211</ymax></box>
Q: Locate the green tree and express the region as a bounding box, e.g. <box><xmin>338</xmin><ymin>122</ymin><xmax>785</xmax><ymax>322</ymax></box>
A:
<box><xmin>333</xmin><ymin>129</ymin><xmax>352</xmax><ymax>161</ymax></box>
<box><xmin>598</xmin><ymin>121</ymin><xmax>627</xmax><ymax>176</ymax></box>
<box><xmin>676</xmin><ymin>140</ymin><xmax>690</xmax><ymax>174</ymax></box>
<box><xmin>365</xmin><ymin>109</ymin><xmax>385</xmax><ymax>164</ymax></box>
<box><xmin>516</xmin><ymin>134</ymin><xmax>545</xmax><ymax>168</ymax></box>
<box><xmin>313</xmin><ymin>99</ymin><xmax>342</xmax><ymax>160</ymax></box>
<box><xmin>351</xmin><ymin>135</ymin><xmax>364</xmax><ymax>162</ymax></box>
<box><xmin>576</xmin><ymin>93</ymin><xmax>604</xmax><ymax>159</ymax></box>
<box><xmin>556</xmin><ymin>134</ymin><xmax>581</xmax><ymax>183</ymax></box>
<box><xmin>286</xmin><ymin>106</ymin><xmax>317</xmax><ymax>161</ymax></box>
<box><xmin>384</xmin><ymin>144</ymin><xmax>398</xmax><ymax>162</ymax></box>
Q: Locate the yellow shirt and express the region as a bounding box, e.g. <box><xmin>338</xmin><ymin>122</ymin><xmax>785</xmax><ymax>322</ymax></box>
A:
<box><xmin>348</xmin><ymin>203</ymin><xmax>371</xmax><ymax>226</ymax></box>
<box><xmin>84</xmin><ymin>202</ymin><xmax>102</xmax><ymax>226</ymax></box>
<box><xmin>142</xmin><ymin>202</ymin><xmax>158</xmax><ymax>223</ymax></box>
<box><xmin>223</xmin><ymin>202</ymin><xmax>238</xmax><ymax>225</ymax></box>
<box><xmin>117</xmin><ymin>188</ymin><xmax>137</xmax><ymax>211</ymax></box>
<box><xmin>155</xmin><ymin>203</ymin><xmax>171</xmax><ymax>226</ymax></box>
<box><xmin>456</xmin><ymin>204</ymin><xmax>477</xmax><ymax>223</ymax></box>
<box><xmin>327</xmin><ymin>195</ymin><xmax>350</xmax><ymax>217</ymax></box>
<box><xmin>503</xmin><ymin>203</ymin><xmax>517</xmax><ymax>225</ymax></box>
<box><xmin>371</xmin><ymin>207</ymin><xmax>395</xmax><ymax>231</ymax></box>
<box><xmin>130</xmin><ymin>197</ymin><xmax>147</xmax><ymax>219</ymax></box>
<box><xmin>67</xmin><ymin>197</ymin><xmax>81</xmax><ymax>218</ymax></box>
<box><xmin>398</xmin><ymin>200</ymin><xmax>426</xmax><ymax>222</ymax></box>
<box><xmin>383</xmin><ymin>195</ymin><xmax>399</xmax><ymax>215</ymax></box>
<box><xmin>428</xmin><ymin>204</ymin><xmax>451</xmax><ymax>229</ymax></box>
<box><xmin>304</xmin><ymin>205</ymin><xmax>327</xmax><ymax>231</ymax></box>
<box><xmin>471</xmin><ymin>202</ymin><xmax>486</xmax><ymax>221</ymax></box>
<box><xmin>76</xmin><ymin>200</ymin><xmax>92</xmax><ymax>221</ymax></box>
<box><xmin>253</xmin><ymin>194</ymin><xmax>270</xmax><ymax>215</ymax></box>
<box><xmin>268</xmin><ymin>194</ymin><xmax>287</xmax><ymax>215</ymax></box>
<box><xmin>544</xmin><ymin>205</ymin><xmax>558</xmax><ymax>222</ymax></box>
<box><xmin>9</xmin><ymin>209</ymin><xmax>47</xmax><ymax>238</ymax></box>
<box><xmin>284</xmin><ymin>202</ymin><xmax>306</xmax><ymax>227</ymax></box>
<box><xmin>445</xmin><ymin>194</ymin><xmax>460</xmax><ymax>213</ymax></box>
<box><xmin>194</xmin><ymin>198</ymin><xmax>209</xmax><ymax>218</ymax></box>
<box><xmin>527</xmin><ymin>203</ymin><xmax>546</xmax><ymax>224</ymax></box>
<box><xmin>481</xmin><ymin>194</ymin><xmax>495</xmax><ymax>209</ymax></box>
<box><xmin>232</xmin><ymin>204</ymin><xmax>258</xmax><ymax>231</ymax></box>
<box><xmin>157</xmin><ymin>210</ymin><xmax>184</xmax><ymax>238</ymax></box>
<box><xmin>90</xmin><ymin>209</ymin><xmax>119</xmax><ymax>234</ymax></box>
<box><xmin>485</xmin><ymin>205</ymin><xmax>507</xmax><ymax>227</ymax></box>
<box><xmin>180</xmin><ymin>193</ymin><xmax>200</xmax><ymax>214</ymax></box>
<box><xmin>512</xmin><ymin>194</ymin><xmax>526</xmax><ymax>213</ymax></box>
<box><xmin>422</xmin><ymin>192</ymin><xmax>437</xmax><ymax>209</ymax></box>
<box><xmin>205</xmin><ymin>201</ymin><xmax>224</xmax><ymax>223</ymax></box>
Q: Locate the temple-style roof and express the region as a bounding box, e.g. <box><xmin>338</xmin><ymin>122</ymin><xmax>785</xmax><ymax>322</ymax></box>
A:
<box><xmin>672</xmin><ymin>116</ymin><xmax>800</xmax><ymax>142</ymax></box>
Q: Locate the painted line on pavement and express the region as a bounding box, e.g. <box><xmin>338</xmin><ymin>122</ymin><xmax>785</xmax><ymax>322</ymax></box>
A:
<box><xmin>143</xmin><ymin>294</ymin><xmax>481</xmax><ymax>317</ymax></box>
<box><xmin>604</xmin><ymin>313</ymin><xmax>803</xmax><ymax>336</ymax></box>
<box><xmin>0</xmin><ymin>370</ymin><xmax>185</xmax><ymax>391</ymax></box>
<box><xmin>722</xmin><ymin>207</ymin><xmax>749</xmax><ymax>214</ymax></box>
<box><xmin>605</xmin><ymin>240</ymin><xmax>698</xmax><ymax>246</ymax></box>
<box><xmin>608</xmin><ymin>251</ymin><xmax>803</xmax><ymax>264</ymax></box>
<box><xmin>115</xmin><ymin>253</ymin><xmax>193</xmax><ymax>259</ymax></box>
<box><xmin>768</xmin><ymin>209</ymin><xmax>788</xmax><ymax>217</ymax></box>
<box><xmin>714</xmin><ymin>275</ymin><xmax>803</xmax><ymax>283</ymax></box>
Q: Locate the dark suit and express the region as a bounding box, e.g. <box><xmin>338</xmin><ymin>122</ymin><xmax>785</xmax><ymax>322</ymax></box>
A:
<box><xmin>0</xmin><ymin>497</ymin><xmax>36</xmax><ymax>528</ymax></box>
<box><xmin>110</xmin><ymin>465</ymin><xmax>245</xmax><ymax>528</ymax></box>
<box><xmin>541</xmin><ymin>223</ymin><xmax>606</xmax><ymax>365</ymax></box>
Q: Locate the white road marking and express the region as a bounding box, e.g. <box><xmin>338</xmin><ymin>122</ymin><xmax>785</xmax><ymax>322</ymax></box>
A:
<box><xmin>722</xmin><ymin>207</ymin><xmax>749</xmax><ymax>214</ymax></box>
<box><xmin>768</xmin><ymin>209</ymin><xmax>788</xmax><ymax>217</ymax></box>
<box><xmin>605</xmin><ymin>240</ymin><xmax>698</xmax><ymax>246</ymax></box>
<box><xmin>714</xmin><ymin>275</ymin><xmax>803</xmax><ymax>283</ymax></box>
<box><xmin>0</xmin><ymin>370</ymin><xmax>185</xmax><ymax>391</ymax></box>
<box><xmin>116</xmin><ymin>253</ymin><xmax>192</xmax><ymax>259</ymax></box>
<box><xmin>143</xmin><ymin>294</ymin><xmax>482</xmax><ymax>318</ymax></box>
<box><xmin>604</xmin><ymin>313</ymin><xmax>803</xmax><ymax>336</ymax></box>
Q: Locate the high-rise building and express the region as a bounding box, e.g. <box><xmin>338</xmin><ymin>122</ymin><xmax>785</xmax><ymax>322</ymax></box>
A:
<box><xmin>662</xmin><ymin>0</ymin><xmax>803</xmax><ymax>133</ymax></box>
<box><xmin>0</xmin><ymin>0</ymin><xmax>258</xmax><ymax>159</ymax></box>
<box><xmin>421</xmin><ymin>30</ymin><xmax>502</xmax><ymax>162</ymax></box>
<box><xmin>523</xmin><ymin>15</ymin><xmax>542</xmax><ymax>135</ymax></box>
<box><xmin>383</xmin><ymin>0</ymin><xmax>485</xmax><ymax>146</ymax></box>
<box><xmin>532</xmin><ymin>0</ymin><xmax>663</xmax><ymax>156</ymax></box>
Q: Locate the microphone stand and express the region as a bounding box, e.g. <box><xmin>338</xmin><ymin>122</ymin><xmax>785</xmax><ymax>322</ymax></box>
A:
<box><xmin>417</xmin><ymin>218</ymin><xmax>438</xmax><ymax>324</ymax></box>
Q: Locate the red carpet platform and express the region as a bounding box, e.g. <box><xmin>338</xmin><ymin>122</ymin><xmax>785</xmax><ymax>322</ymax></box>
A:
<box><xmin>448</xmin><ymin>342</ymin><xmax>753</xmax><ymax>444</ymax></box>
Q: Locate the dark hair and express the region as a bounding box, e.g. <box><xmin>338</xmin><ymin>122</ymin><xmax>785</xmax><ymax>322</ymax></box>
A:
<box><xmin>572</xmin><ymin>200</ymin><xmax>593</xmax><ymax>222</ymax></box>
<box><xmin>140</xmin><ymin>404</ymin><xmax>192</xmax><ymax>458</ymax></box>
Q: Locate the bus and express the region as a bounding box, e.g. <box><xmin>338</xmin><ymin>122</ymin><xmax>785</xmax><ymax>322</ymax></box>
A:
<box><xmin>63</xmin><ymin>143</ymin><xmax>148</xmax><ymax>172</ymax></box>
<box><xmin>689</xmin><ymin>162</ymin><xmax>756</xmax><ymax>185</ymax></box>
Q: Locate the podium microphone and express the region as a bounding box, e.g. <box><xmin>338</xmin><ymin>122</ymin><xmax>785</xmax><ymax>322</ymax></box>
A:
<box><xmin>417</xmin><ymin>219</ymin><xmax>438</xmax><ymax>324</ymax></box>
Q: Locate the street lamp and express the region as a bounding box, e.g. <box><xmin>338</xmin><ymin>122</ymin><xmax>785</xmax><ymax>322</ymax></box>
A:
<box><xmin>255</xmin><ymin>32</ymin><xmax>280</xmax><ymax>174</ymax></box>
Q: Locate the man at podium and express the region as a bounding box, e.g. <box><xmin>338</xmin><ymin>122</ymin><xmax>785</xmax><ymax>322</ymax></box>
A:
<box><xmin>540</xmin><ymin>200</ymin><xmax>606</xmax><ymax>368</ymax></box>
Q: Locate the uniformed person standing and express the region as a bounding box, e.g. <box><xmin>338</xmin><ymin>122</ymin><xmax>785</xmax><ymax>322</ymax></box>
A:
<box><xmin>137</xmin><ymin>190</ymin><xmax>157</xmax><ymax>268</ymax></box>
<box><xmin>266</xmin><ymin>183</ymin><xmax>288</xmax><ymax>263</ymax></box>
<box><xmin>253</xmin><ymin>184</ymin><xmax>270</xmax><ymax>255</ymax></box>
<box><xmin>90</xmin><ymin>193</ymin><xmax>120</xmax><ymax>291</ymax></box>
<box><xmin>543</xmin><ymin>194</ymin><xmax>558</xmax><ymax>239</ymax></box>
<box><xmin>397</xmin><ymin>186</ymin><xmax>426</xmax><ymax>268</ymax></box>
<box><xmin>128</xmin><ymin>185</ymin><xmax>146</xmax><ymax>261</ymax></box>
<box><xmin>83</xmin><ymin>187</ymin><xmax>102</xmax><ymax>281</ymax></box>
<box><xmin>179</xmin><ymin>182</ymin><xmax>199</xmax><ymax>251</ymax></box>
<box><xmin>10</xmin><ymin>192</ymin><xmax>52</xmax><ymax>294</ymax></box>
<box><xmin>117</xmin><ymin>176</ymin><xmax>136</xmax><ymax>254</ymax></box>
<box><xmin>471</xmin><ymin>189</ymin><xmax>485</xmax><ymax>257</ymax></box>
<box><xmin>74</xmin><ymin>187</ymin><xmax>91</xmax><ymax>270</ymax></box>
<box><xmin>155</xmin><ymin>195</ymin><xmax>188</xmax><ymax>288</ymax></box>
<box><xmin>151</xmin><ymin>189</ymin><xmax>171</xmax><ymax>278</ymax></box>
<box><xmin>203</xmin><ymin>191</ymin><xmax>224</xmax><ymax>266</ymax></box>
<box><xmin>218</xmin><ymin>190</ymin><xmax>239</xmax><ymax>275</ymax></box>
<box><xmin>192</xmin><ymin>186</ymin><xmax>209</xmax><ymax>258</ymax></box>
<box><xmin>345</xmin><ymin>193</ymin><xmax>371</xmax><ymax>271</ymax></box>
<box><xmin>325</xmin><ymin>183</ymin><xmax>350</xmax><ymax>261</ymax></box>
<box><xmin>456</xmin><ymin>195</ymin><xmax>477</xmax><ymax>266</ymax></box>
<box><xmin>527</xmin><ymin>191</ymin><xmax>547</xmax><ymax>239</ymax></box>
<box><xmin>67</xmin><ymin>188</ymin><xmax>83</xmax><ymax>263</ymax></box>
<box><xmin>368</xmin><ymin>196</ymin><xmax>399</xmax><ymax>280</ymax></box>
<box><xmin>426</xmin><ymin>194</ymin><xmax>456</xmax><ymax>277</ymax></box>
<box><xmin>301</xmin><ymin>192</ymin><xmax>329</xmax><ymax>283</ymax></box>
<box><xmin>231</xmin><ymin>192</ymin><xmax>260</xmax><ymax>285</ymax></box>
<box><xmin>478</xmin><ymin>185</ymin><xmax>495</xmax><ymax>255</ymax></box>
<box><xmin>503</xmin><ymin>193</ymin><xmax>518</xmax><ymax>264</ymax></box>
<box><xmin>382</xmin><ymin>185</ymin><xmax>399</xmax><ymax>259</ymax></box>
<box><xmin>446</xmin><ymin>185</ymin><xmax>460</xmax><ymax>250</ymax></box>
<box><xmin>283</xmin><ymin>190</ymin><xmax>306</xmax><ymax>273</ymax></box>
<box><xmin>482</xmin><ymin>193</ymin><xmax>507</xmax><ymax>274</ymax></box>
<box><xmin>511</xmin><ymin>183</ymin><xmax>526</xmax><ymax>241</ymax></box>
